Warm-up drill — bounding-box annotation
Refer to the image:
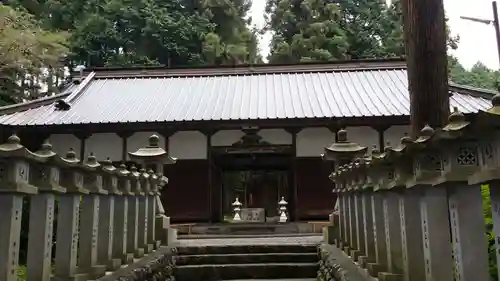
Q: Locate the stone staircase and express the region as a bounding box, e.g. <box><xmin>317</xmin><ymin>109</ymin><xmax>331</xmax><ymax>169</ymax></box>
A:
<box><xmin>174</xmin><ymin>243</ymin><xmax>319</xmax><ymax>281</ymax></box>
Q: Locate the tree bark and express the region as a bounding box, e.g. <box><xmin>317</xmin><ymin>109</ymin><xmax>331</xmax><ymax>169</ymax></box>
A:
<box><xmin>402</xmin><ymin>0</ymin><xmax>450</xmax><ymax>138</ymax></box>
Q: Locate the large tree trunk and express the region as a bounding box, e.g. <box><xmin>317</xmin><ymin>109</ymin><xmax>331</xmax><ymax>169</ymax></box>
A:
<box><xmin>402</xmin><ymin>0</ymin><xmax>450</xmax><ymax>138</ymax></box>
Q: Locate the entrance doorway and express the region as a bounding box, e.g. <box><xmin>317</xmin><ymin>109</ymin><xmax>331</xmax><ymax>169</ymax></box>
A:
<box><xmin>222</xmin><ymin>170</ymin><xmax>290</xmax><ymax>221</ymax></box>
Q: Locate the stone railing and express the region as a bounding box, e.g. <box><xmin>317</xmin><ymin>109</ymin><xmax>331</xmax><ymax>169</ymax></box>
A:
<box><xmin>323</xmin><ymin>96</ymin><xmax>500</xmax><ymax>281</ymax></box>
<box><xmin>0</xmin><ymin>134</ymin><xmax>175</xmax><ymax>281</ymax></box>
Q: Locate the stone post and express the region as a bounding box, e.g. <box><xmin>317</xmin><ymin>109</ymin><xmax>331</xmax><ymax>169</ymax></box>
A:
<box><xmin>128</xmin><ymin>134</ymin><xmax>177</xmax><ymax>246</ymax></box>
<box><xmin>324</xmin><ymin>129</ymin><xmax>367</xmax><ymax>251</ymax></box>
<box><xmin>103</xmin><ymin>158</ymin><xmax>134</xmax><ymax>265</ymax></box>
<box><xmin>432</xmin><ymin>108</ymin><xmax>490</xmax><ymax>281</ymax></box>
<box><xmin>366</xmin><ymin>147</ymin><xmax>388</xmax><ymax>277</ymax></box>
<box><xmin>332</xmin><ymin>173</ymin><xmax>343</xmax><ymax>247</ymax></box>
<box><xmin>27</xmin><ymin>141</ymin><xmax>66</xmax><ymax>281</ymax></box>
<box><xmin>138</xmin><ymin>168</ymin><xmax>152</xmax><ymax>253</ymax></box>
<box><xmin>0</xmin><ymin>135</ymin><xmax>40</xmax><ymax>281</ymax></box>
<box><xmin>128</xmin><ymin>165</ymin><xmax>144</xmax><ymax>258</ymax></box>
<box><xmin>147</xmin><ymin>169</ymin><xmax>160</xmax><ymax>249</ymax></box>
<box><xmin>53</xmin><ymin>149</ymin><xmax>90</xmax><ymax>281</ymax></box>
<box><xmin>356</xmin><ymin>153</ymin><xmax>376</xmax><ymax>269</ymax></box>
<box><xmin>349</xmin><ymin>160</ymin><xmax>366</xmax><ymax>262</ymax></box>
<box><xmin>330</xmin><ymin>169</ymin><xmax>347</xmax><ymax>248</ymax></box>
<box><xmin>371</xmin><ymin>146</ymin><xmax>403</xmax><ymax>281</ymax></box>
<box><xmin>346</xmin><ymin>167</ymin><xmax>357</xmax><ymax>256</ymax></box>
<box><xmin>79</xmin><ymin>153</ymin><xmax>108</xmax><ymax>278</ymax></box>
<box><xmin>97</xmin><ymin>158</ymin><xmax>121</xmax><ymax>270</ymax></box>
<box><xmin>468</xmin><ymin>94</ymin><xmax>500</xmax><ymax>280</ymax></box>
<box><xmin>386</xmin><ymin>135</ymin><xmax>425</xmax><ymax>281</ymax></box>
<box><xmin>406</xmin><ymin>125</ymin><xmax>453</xmax><ymax>281</ymax></box>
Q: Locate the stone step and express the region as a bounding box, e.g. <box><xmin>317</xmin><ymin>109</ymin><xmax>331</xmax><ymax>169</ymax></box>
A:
<box><xmin>176</xmin><ymin>244</ymin><xmax>318</xmax><ymax>256</ymax></box>
<box><xmin>174</xmin><ymin>252</ymin><xmax>318</xmax><ymax>265</ymax></box>
<box><xmin>178</xmin><ymin>233</ymin><xmax>322</xmax><ymax>240</ymax></box>
<box><xmin>175</xmin><ymin>262</ymin><xmax>319</xmax><ymax>281</ymax></box>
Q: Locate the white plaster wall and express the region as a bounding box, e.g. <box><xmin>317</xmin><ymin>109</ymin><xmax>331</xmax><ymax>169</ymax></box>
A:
<box><xmin>258</xmin><ymin>129</ymin><xmax>292</xmax><ymax>145</ymax></box>
<box><xmin>48</xmin><ymin>134</ymin><xmax>81</xmax><ymax>158</ymax></box>
<box><xmin>296</xmin><ymin>127</ymin><xmax>334</xmax><ymax>157</ymax></box>
<box><xmin>345</xmin><ymin>126</ymin><xmax>379</xmax><ymax>150</ymax></box>
<box><xmin>86</xmin><ymin>133</ymin><xmax>122</xmax><ymax>161</ymax></box>
<box><xmin>385</xmin><ymin>125</ymin><xmax>410</xmax><ymax>148</ymax></box>
<box><xmin>211</xmin><ymin>130</ymin><xmax>244</xmax><ymax>146</ymax></box>
<box><xmin>128</xmin><ymin>132</ymin><xmax>166</xmax><ymax>161</ymax></box>
<box><xmin>169</xmin><ymin>131</ymin><xmax>207</xmax><ymax>160</ymax></box>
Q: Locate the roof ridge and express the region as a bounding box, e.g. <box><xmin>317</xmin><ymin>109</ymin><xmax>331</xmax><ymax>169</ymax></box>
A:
<box><xmin>90</xmin><ymin>60</ymin><xmax>408</xmax><ymax>79</ymax></box>
<box><xmin>449</xmin><ymin>83</ymin><xmax>497</xmax><ymax>99</ymax></box>
<box><xmin>87</xmin><ymin>57</ymin><xmax>406</xmax><ymax>72</ymax></box>
<box><xmin>62</xmin><ymin>72</ymin><xmax>96</xmax><ymax>103</ymax></box>
<box><xmin>0</xmin><ymin>92</ymin><xmax>71</xmax><ymax>116</ymax></box>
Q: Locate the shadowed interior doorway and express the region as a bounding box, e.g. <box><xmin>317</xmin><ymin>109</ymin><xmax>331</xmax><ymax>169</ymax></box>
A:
<box><xmin>222</xmin><ymin>170</ymin><xmax>289</xmax><ymax>221</ymax></box>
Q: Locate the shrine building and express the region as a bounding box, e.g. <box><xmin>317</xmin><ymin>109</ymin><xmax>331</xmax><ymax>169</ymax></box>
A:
<box><xmin>0</xmin><ymin>58</ymin><xmax>493</xmax><ymax>223</ymax></box>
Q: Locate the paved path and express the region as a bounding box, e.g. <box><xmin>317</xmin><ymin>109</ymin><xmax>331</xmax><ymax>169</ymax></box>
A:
<box><xmin>176</xmin><ymin>235</ymin><xmax>323</xmax><ymax>247</ymax></box>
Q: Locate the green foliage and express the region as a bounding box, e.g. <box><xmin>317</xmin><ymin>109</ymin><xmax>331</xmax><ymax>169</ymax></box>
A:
<box><xmin>8</xmin><ymin>0</ymin><xmax>261</xmax><ymax>68</ymax></box>
<box><xmin>0</xmin><ymin>4</ymin><xmax>69</xmax><ymax>103</ymax></box>
<box><xmin>264</xmin><ymin>0</ymin><xmax>459</xmax><ymax>63</ymax></box>
<box><xmin>449</xmin><ymin>57</ymin><xmax>500</xmax><ymax>91</ymax></box>
<box><xmin>481</xmin><ymin>185</ymin><xmax>498</xmax><ymax>281</ymax></box>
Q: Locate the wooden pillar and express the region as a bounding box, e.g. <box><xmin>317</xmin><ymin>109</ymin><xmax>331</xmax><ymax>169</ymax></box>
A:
<box><xmin>287</xmin><ymin>127</ymin><xmax>301</xmax><ymax>221</ymax></box>
<box><xmin>201</xmin><ymin>129</ymin><xmax>218</xmax><ymax>222</ymax></box>
<box><xmin>118</xmin><ymin>131</ymin><xmax>133</xmax><ymax>162</ymax></box>
<box><xmin>402</xmin><ymin>0</ymin><xmax>450</xmax><ymax>136</ymax></box>
<box><xmin>75</xmin><ymin>132</ymin><xmax>91</xmax><ymax>161</ymax></box>
<box><xmin>375</xmin><ymin>126</ymin><xmax>387</xmax><ymax>149</ymax></box>
<box><xmin>207</xmin><ymin>130</ymin><xmax>214</xmax><ymax>222</ymax></box>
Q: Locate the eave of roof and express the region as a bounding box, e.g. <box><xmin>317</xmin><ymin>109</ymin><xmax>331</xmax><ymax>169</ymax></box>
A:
<box><xmin>0</xmin><ymin>59</ymin><xmax>495</xmax><ymax>127</ymax></box>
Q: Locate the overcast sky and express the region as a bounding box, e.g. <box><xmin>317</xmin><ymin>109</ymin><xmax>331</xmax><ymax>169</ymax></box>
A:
<box><xmin>249</xmin><ymin>0</ymin><xmax>500</xmax><ymax>70</ymax></box>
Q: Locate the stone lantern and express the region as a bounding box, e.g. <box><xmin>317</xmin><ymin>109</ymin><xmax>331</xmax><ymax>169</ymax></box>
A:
<box><xmin>101</xmin><ymin>158</ymin><xmax>120</xmax><ymax>195</ymax></box>
<box><xmin>470</xmin><ymin>94</ymin><xmax>500</xmax><ymax>281</ymax></box>
<box><xmin>82</xmin><ymin>153</ymin><xmax>106</xmax><ymax>194</ymax></box>
<box><xmin>59</xmin><ymin>149</ymin><xmax>89</xmax><ymax>194</ymax></box>
<box><xmin>363</xmin><ymin>148</ymin><xmax>380</xmax><ymax>191</ymax></box>
<box><xmin>323</xmin><ymin>129</ymin><xmax>368</xmax><ymax>165</ymax></box>
<box><xmin>406</xmin><ymin>125</ymin><xmax>442</xmax><ymax>188</ymax></box>
<box><xmin>0</xmin><ymin>134</ymin><xmax>45</xmax><ymax>281</ymax></box>
<box><xmin>127</xmin><ymin>164</ymin><xmax>144</xmax><ymax>258</ymax></box>
<box><xmin>101</xmin><ymin>159</ymin><xmax>134</xmax><ymax>265</ymax></box>
<box><xmin>323</xmin><ymin>129</ymin><xmax>366</xmax><ymax>248</ymax></box>
<box><xmin>469</xmin><ymin>95</ymin><xmax>500</xmax><ymax>184</ymax></box>
<box><xmin>79</xmin><ymin>153</ymin><xmax>108</xmax><ymax>277</ymax></box>
<box><xmin>53</xmin><ymin>148</ymin><xmax>91</xmax><ymax>281</ymax></box>
<box><xmin>434</xmin><ymin>107</ymin><xmax>478</xmax><ymax>185</ymax></box>
<box><xmin>117</xmin><ymin>164</ymin><xmax>133</xmax><ymax>195</ymax></box>
<box><xmin>385</xmin><ymin>136</ymin><xmax>414</xmax><ymax>190</ymax></box>
<box><xmin>129</xmin><ymin>165</ymin><xmax>144</xmax><ymax>195</ymax></box>
<box><xmin>371</xmin><ymin>144</ymin><xmax>395</xmax><ymax>192</ymax></box>
<box><xmin>128</xmin><ymin>134</ymin><xmax>177</xmax><ymax>246</ymax></box>
<box><xmin>404</xmin><ymin>124</ymin><xmax>456</xmax><ymax>281</ymax></box>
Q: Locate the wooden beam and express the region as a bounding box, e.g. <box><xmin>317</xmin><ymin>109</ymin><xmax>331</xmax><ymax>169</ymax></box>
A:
<box><xmin>402</xmin><ymin>0</ymin><xmax>450</xmax><ymax>137</ymax></box>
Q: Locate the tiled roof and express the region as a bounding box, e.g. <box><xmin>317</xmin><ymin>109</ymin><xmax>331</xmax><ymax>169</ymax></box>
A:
<box><xmin>0</xmin><ymin>60</ymin><xmax>494</xmax><ymax>126</ymax></box>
